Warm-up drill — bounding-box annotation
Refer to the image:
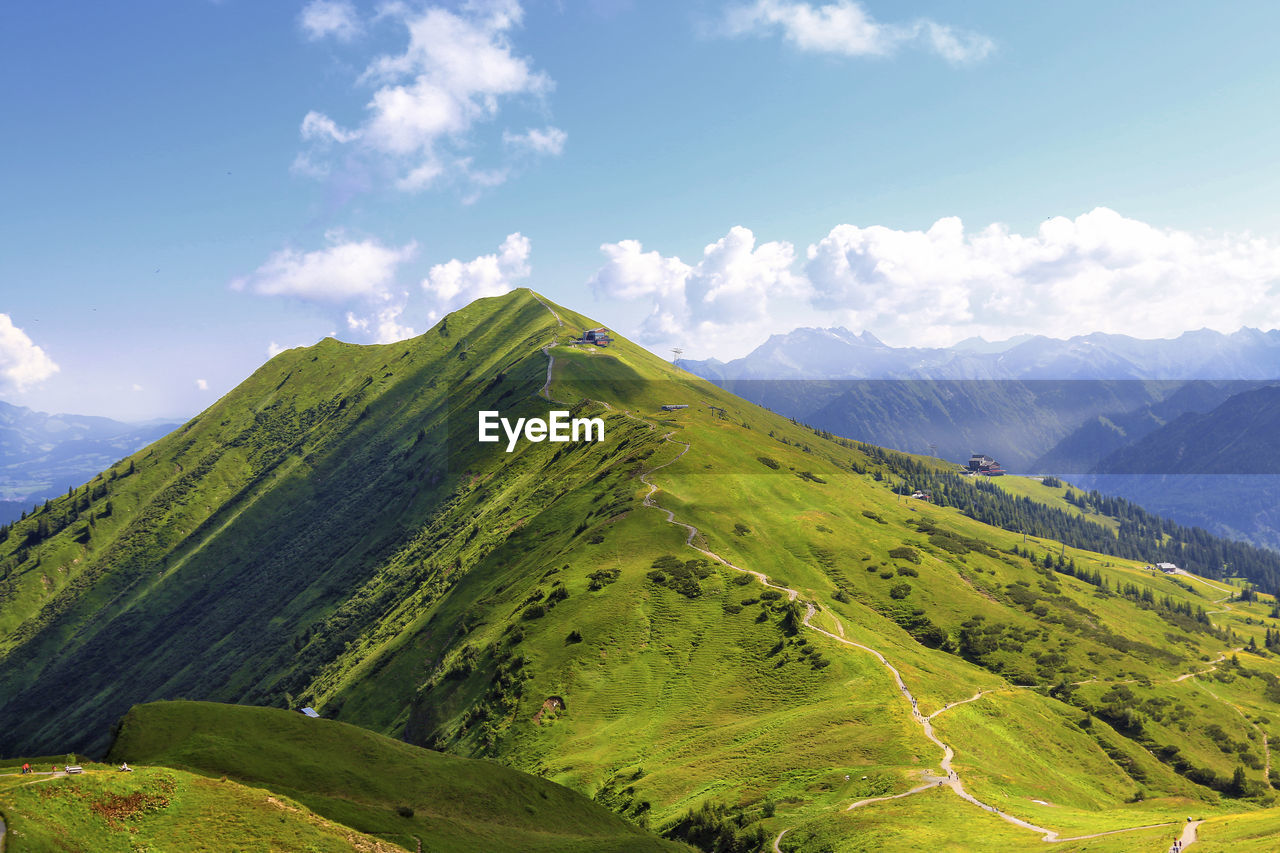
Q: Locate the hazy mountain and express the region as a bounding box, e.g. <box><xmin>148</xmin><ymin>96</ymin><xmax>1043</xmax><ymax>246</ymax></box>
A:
<box><xmin>681</xmin><ymin>326</ymin><xmax>1280</xmax><ymax>382</ymax></box>
<box><xmin>0</xmin><ymin>400</ymin><xmax>177</xmax><ymax>522</ymax></box>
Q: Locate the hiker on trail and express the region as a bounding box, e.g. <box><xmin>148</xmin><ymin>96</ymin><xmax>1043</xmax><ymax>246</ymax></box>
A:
<box><xmin>21</xmin><ymin>762</ymin><xmax>30</xmax><ymax>774</ymax></box>
<box><xmin>119</xmin><ymin>762</ymin><xmax>132</xmax><ymax>772</ymax></box>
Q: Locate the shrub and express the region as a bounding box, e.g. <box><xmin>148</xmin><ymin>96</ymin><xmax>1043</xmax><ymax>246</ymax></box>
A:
<box><xmin>862</xmin><ymin>510</ymin><xmax>887</xmax><ymax>524</ymax></box>
<box><xmin>565</xmin><ymin>630</ymin><xmax>583</xmax><ymax>644</ymax></box>
<box><xmin>757</xmin><ymin>456</ymin><xmax>781</xmax><ymax>469</ymax></box>
<box><xmin>588</xmin><ymin>568</ymin><xmax>620</xmax><ymax>590</ymax></box>
<box><xmin>521</xmin><ymin>603</ymin><xmax>547</xmax><ymax>620</ymax></box>
<box><xmin>733</xmin><ymin>523</ymin><xmax>751</xmax><ymax>536</ymax></box>
<box><xmin>732</xmin><ymin>574</ymin><xmax>753</xmax><ymax>586</ymax></box>
<box><xmin>760</xmin><ymin>590</ymin><xmax>783</xmax><ymax>601</ymax></box>
<box><xmin>889</xmin><ymin>583</ymin><xmax>912</xmax><ymax>600</ymax></box>
<box><xmin>888</xmin><ymin>546</ymin><xmax>920</xmax><ymax>564</ymax></box>
<box><xmin>396</xmin><ymin>805</ymin><xmax>415</xmax><ymax>818</ymax></box>
<box><xmin>896</xmin><ymin>566</ymin><xmax>919</xmax><ymax>577</ymax></box>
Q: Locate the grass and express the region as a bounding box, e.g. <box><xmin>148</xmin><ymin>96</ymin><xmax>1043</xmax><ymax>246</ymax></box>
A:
<box><xmin>0</xmin><ymin>762</ymin><xmax>398</xmax><ymax>852</ymax></box>
<box><xmin>107</xmin><ymin>701</ymin><xmax>685</xmax><ymax>852</ymax></box>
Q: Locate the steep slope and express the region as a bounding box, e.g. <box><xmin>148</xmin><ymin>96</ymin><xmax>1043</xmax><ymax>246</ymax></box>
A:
<box><xmin>7</xmin><ymin>291</ymin><xmax>1280</xmax><ymax>850</ymax></box>
<box><xmin>105</xmin><ymin>701</ymin><xmax>683</xmax><ymax>852</ymax></box>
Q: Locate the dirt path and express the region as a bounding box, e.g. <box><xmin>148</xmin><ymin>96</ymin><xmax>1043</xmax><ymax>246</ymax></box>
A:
<box><xmin>1175</xmin><ymin>819</ymin><xmax>1201</xmax><ymax>850</ymax></box>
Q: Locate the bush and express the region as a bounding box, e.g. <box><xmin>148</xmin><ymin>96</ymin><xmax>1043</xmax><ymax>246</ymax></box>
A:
<box><xmin>396</xmin><ymin>805</ymin><xmax>415</xmax><ymax>818</ymax></box>
<box><xmin>565</xmin><ymin>630</ymin><xmax>583</xmax><ymax>644</ymax></box>
<box><xmin>521</xmin><ymin>603</ymin><xmax>547</xmax><ymax>620</ymax></box>
<box><xmin>760</xmin><ymin>590</ymin><xmax>783</xmax><ymax>601</ymax></box>
<box><xmin>733</xmin><ymin>523</ymin><xmax>751</xmax><ymax>536</ymax></box>
<box><xmin>861</xmin><ymin>510</ymin><xmax>886</xmax><ymax>524</ymax></box>
<box><xmin>889</xmin><ymin>583</ymin><xmax>912</xmax><ymax>600</ymax></box>
<box><xmin>896</xmin><ymin>566</ymin><xmax>919</xmax><ymax>577</ymax></box>
<box><xmin>588</xmin><ymin>568</ymin><xmax>620</xmax><ymax>590</ymax></box>
<box><xmin>732</xmin><ymin>574</ymin><xmax>753</xmax><ymax>586</ymax></box>
<box><xmin>888</xmin><ymin>546</ymin><xmax>920</xmax><ymax>564</ymax></box>
<box><xmin>756</xmin><ymin>456</ymin><xmax>781</xmax><ymax>469</ymax></box>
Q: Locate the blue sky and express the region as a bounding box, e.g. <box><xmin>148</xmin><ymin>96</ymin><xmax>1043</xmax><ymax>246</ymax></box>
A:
<box><xmin>3</xmin><ymin>0</ymin><xmax>1280</xmax><ymax>420</ymax></box>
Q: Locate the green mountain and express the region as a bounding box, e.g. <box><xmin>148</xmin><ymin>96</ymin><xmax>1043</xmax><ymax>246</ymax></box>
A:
<box><xmin>7</xmin><ymin>290</ymin><xmax>1280</xmax><ymax>850</ymax></box>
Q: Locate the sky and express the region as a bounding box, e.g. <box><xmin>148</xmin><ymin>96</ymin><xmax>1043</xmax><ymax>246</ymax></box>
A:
<box><xmin>3</xmin><ymin>0</ymin><xmax>1280</xmax><ymax>421</ymax></box>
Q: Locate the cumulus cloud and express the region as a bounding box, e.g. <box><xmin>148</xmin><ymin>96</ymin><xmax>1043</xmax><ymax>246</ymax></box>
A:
<box><xmin>589</xmin><ymin>210</ymin><xmax>1280</xmax><ymax>356</ymax></box>
<box><xmin>236</xmin><ymin>234</ymin><xmax>418</xmax><ymax>345</ymax></box>
<box><xmin>300</xmin><ymin>0</ymin><xmax>362</xmax><ymax>42</ymax></box>
<box><xmin>0</xmin><ymin>314</ymin><xmax>59</xmax><ymax>393</ymax></box>
<box><xmin>588</xmin><ymin>226</ymin><xmax>806</xmax><ymax>348</ymax></box>
<box><xmin>423</xmin><ymin>232</ymin><xmax>532</xmax><ymax>320</ymax></box>
<box><xmin>722</xmin><ymin>0</ymin><xmax>993</xmax><ymax>64</ymax></box>
<box><xmin>299</xmin><ymin>1</ymin><xmax>559</xmax><ymax>194</ymax></box>
<box><xmin>195</xmin><ymin>378</ymin><xmax>209</xmax><ymax>391</ymax></box>
<box><xmin>802</xmin><ymin>208</ymin><xmax>1280</xmax><ymax>345</ymax></box>
<box><xmin>232</xmin><ymin>235</ymin><xmax>417</xmax><ymax>301</ymax></box>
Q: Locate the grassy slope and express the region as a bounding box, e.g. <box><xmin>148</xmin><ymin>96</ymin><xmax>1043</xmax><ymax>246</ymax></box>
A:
<box><xmin>5</xmin><ymin>290</ymin><xmax>1280</xmax><ymax>848</ymax></box>
<box><xmin>105</xmin><ymin>701</ymin><xmax>682</xmax><ymax>852</ymax></box>
<box><xmin>0</xmin><ymin>761</ymin><xmax>399</xmax><ymax>853</ymax></box>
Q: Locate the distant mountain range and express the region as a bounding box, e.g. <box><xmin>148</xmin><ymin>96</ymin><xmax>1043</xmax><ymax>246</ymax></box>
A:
<box><xmin>680</xmin><ymin>326</ymin><xmax>1280</xmax><ymax>550</ymax></box>
<box><xmin>681</xmin><ymin>326</ymin><xmax>1280</xmax><ymax>381</ymax></box>
<box><xmin>0</xmin><ymin>400</ymin><xmax>178</xmax><ymax>523</ymax></box>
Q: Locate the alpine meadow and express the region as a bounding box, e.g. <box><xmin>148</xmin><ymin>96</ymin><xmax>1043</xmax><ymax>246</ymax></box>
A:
<box><xmin>3</xmin><ymin>290</ymin><xmax>1280</xmax><ymax>850</ymax></box>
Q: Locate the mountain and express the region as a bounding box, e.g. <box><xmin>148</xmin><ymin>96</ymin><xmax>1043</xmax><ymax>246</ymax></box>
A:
<box><xmin>9</xmin><ymin>290</ymin><xmax>1280</xmax><ymax>849</ymax></box>
<box><xmin>681</xmin><ymin>326</ymin><xmax>1280</xmax><ymax>382</ymax></box>
<box><xmin>0</xmin><ymin>400</ymin><xmax>178</xmax><ymax>523</ymax></box>
<box><xmin>1033</xmin><ymin>380</ymin><xmax>1270</xmax><ymax>474</ymax></box>
<box><xmin>1068</xmin><ymin>385</ymin><xmax>1280</xmax><ymax>552</ymax></box>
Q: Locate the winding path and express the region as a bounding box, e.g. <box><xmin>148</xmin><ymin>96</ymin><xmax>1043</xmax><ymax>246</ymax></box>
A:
<box><xmin>527</xmin><ymin>298</ymin><xmax>1215</xmax><ymax>851</ymax></box>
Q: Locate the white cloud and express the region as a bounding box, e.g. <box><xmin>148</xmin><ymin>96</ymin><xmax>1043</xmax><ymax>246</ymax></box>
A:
<box><xmin>131</xmin><ymin>384</ymin><xmax>144</xmax><ymax>392</ymax></box>
<box><xmin>805</xmin><ymin>207</ymin><xmax>1280</xmax><ymax>346</ymax></box>
<box><xmin>301</xmin><ymin>111</ymin><xmax>359</xmax><ymax>144</ymax></box>
<box><xmin>300</xmin><ymin>0</ymin><xmax>362</xmax><ymax>42</ymax></box>
<box><xmin>722</xmin><ymin>0</ymin><xmax>993</xmax><ymax>64</ymax></box>
<box><xmin>195</xmin><ymin>378</ymin><xmax>209</xmax><ymax>391</ymax></box>
<box><xmin>299</xmin><ymin>1</ymin><xmax>558</xmax><ymax>194</ymax></box>
<box><xmin>588</xmin><ymin>226</ymin><xmax>805</xmax><ymax>349</ymax></box>
<box><xmin>0</xmin><ymin>314</ymin><xmax>59</xmax><ymax>393</ymax></box>
<box><xmin>236</xmin><ymin>235</ymin><xmax>419</xmax><ymax>345</ymax></box>
<box><xmin>423</xmin><ymin>232</ymin><xmax>531</xmax><ymax>319</ymax></box>
<box><xmin>588</xmin><ymin>210</ymin><xmax>1280</xmax><ymax>357</ymax></box>
<box><xmin>504</xmin><ymin>126</ymin><xmax>567</xmax><ymax>156</ymax></box>
<box><xmin>232</xmin><ymin>235</ymin><xmax>417</xmax><ymax>301</ymax></box>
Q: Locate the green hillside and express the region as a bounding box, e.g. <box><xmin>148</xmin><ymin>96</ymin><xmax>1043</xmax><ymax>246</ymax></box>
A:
<box><xmin>104</xmin><ymin>701</ymin><xmax>682</xmax><ymax>852</ymax></box>
<box><xmin>6</xmin><ymin>289</ymin><xmax>1280</xmax><ymax>849</ymax></box>
<box><xmin>0</xmin><ymin>760</ymin><xmax>402</xmax><ymax>852</ymax></box>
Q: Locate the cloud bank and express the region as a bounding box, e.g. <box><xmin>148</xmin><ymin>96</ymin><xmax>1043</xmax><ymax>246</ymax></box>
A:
<box><xmin>589</xmin><ymin>208</ymin><xmax>1280</xmax><ymax>356</ymax></box>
